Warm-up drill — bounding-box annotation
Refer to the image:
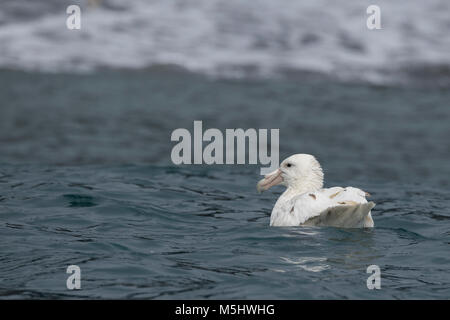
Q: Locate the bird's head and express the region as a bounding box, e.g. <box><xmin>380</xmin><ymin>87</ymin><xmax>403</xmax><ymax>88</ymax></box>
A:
<box><xmin>257</xmin><ymin>154</ymin><xmax>324</xmax><ymax>193</ymax></box>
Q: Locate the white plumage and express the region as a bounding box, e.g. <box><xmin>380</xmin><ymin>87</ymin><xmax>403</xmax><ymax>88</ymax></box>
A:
<box><xmin>257</xmin><ymin>154</ymin><xmax>375</xmax><ymax>228</ymax></box>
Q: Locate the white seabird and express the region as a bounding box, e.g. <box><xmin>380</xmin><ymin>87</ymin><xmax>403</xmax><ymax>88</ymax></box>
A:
<box><xmin>257</xmin><ymin>154</ymin><xmax>375</xmax><ymax>228</ymax></box>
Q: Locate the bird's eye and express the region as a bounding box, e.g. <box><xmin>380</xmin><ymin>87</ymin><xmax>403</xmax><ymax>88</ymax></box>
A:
<box><xmin>286</xmin><ymin>163</ymin><xmax>292</xmax><ymax>168</ymax></box>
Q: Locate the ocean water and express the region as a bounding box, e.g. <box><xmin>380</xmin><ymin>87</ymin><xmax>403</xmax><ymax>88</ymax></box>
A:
<box><xmin>1</xmin><ymin>0</ymin><xmax>450</xmax><ymax>85</ymax></box>
<box><xmin>1</xmin><ymin>70</ymin><xmax>449</xmax><ymax>299</ymax></box>
<box><xmin>1</xmin><ymin>0</ymin><xmax>450</xmax><ymax>300</ymax></box>
<box><xmin>1</xmin><ymin>163</ymin><xmax>449</xmax><ymax>299</ymax></box>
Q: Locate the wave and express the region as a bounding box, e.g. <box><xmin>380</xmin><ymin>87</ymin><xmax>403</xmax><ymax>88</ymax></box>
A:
<box><xmin>1</xmin><ymin>0</ymin><xmax>450</xmax><ymax>85</ymax></box>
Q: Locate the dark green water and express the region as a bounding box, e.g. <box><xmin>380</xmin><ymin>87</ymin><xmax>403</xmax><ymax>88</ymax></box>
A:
<box><xmin>0</xmin><ymin>69</ymin><xmax>449</xmax><ymax>299</ymax></box>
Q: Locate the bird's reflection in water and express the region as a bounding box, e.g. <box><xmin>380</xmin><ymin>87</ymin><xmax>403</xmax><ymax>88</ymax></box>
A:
<box><xmin>276</xmin><ymin>226</ymin><xmax>381</xmax><ymax>274</ymax></box>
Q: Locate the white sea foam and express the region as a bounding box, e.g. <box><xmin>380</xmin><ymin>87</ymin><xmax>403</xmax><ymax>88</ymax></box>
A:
<box><xmin>280</xmin><ymin>257</ymin><xmax>330</xmax><ymax>272</ymax></box>
<box><xmin>1</xmin><ymin>0</ymin><xmax>449</xmax><ymax>84</ymax></box>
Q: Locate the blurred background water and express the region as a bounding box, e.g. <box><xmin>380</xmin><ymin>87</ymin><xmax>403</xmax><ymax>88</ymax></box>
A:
<box><xmin>0</xmin><ymin>0</ymin><xmax>449</xmax><ymax>299</ymax></box>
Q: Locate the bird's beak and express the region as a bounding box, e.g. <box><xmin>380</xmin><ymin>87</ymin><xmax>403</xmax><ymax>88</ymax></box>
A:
<box><xmin>257</xmin><ymin>169</ymin><xmax>283</xmax><ymax>193</ymax></box>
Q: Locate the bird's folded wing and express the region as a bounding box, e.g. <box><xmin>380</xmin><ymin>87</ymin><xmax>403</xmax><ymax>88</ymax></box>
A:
<box><xmin>290</xmin><ymin>187</ymin><xmax>373</xmax><ymax>226</ymax></box>
<box><xmin>302</xmin><ymin>202</ymin><xmax>375</xmax><ymax>228</ymax></box>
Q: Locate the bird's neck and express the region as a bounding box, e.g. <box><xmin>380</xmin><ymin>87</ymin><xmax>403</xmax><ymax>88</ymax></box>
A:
<box><xmin>280</xmin><ymin>187</ymin><xmax>302</xmax><ymax>201</ymax></box>
<box><xmin>284</xmin><ymin>178</ymin><xmax>323</xmax><ymax>198</ymax></box>
<box><xmin>274</xmin><ymin>182</ymin><xmax>322</xmax><ymax>208</ymax></box>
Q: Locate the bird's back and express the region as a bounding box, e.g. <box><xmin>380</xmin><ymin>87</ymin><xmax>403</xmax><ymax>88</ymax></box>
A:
<box><xmin>270</xmin><ymin>187</ymin><xmax>375</xmax><ymax>228</ymax></box>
